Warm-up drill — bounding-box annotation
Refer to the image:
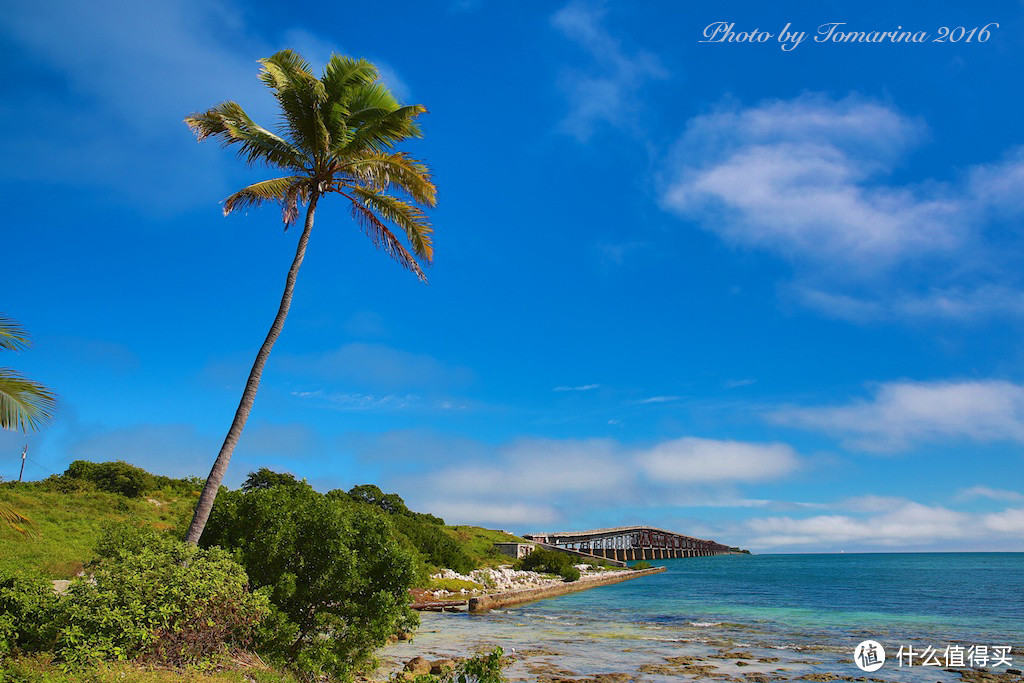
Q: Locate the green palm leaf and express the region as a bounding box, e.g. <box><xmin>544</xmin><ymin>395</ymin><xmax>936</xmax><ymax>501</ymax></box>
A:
<box><xmin>0</xmin><ymin>369</ymin><xmax>57</xmax><ymax>431</ymax></box>
<box><xmin>0</xmin><ymin>315</ymin><xmax>57</xmax><ymax>432</ymax></box>
<box><xmin>0</xmin><ymin>502</ymin><xmax>37</xmax><ymax>537</ymax></box>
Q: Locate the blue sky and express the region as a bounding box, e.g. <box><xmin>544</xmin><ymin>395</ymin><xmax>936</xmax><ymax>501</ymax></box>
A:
<box><xmin>2</xmin><ymin>0</ymin><xmax>1024</xmax><ymax>552</ymax></box>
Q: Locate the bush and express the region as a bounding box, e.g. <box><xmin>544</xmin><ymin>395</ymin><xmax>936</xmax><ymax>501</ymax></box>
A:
<box><xmin>202</xmin><ymin>485</ymin><xmax>420</xmax><ymax>681</ymax></box>
<box><xmin>517</xmin><ymin>549</ymin><xmax>580</xmax><ymax>582</ymax></box>
<box><xmin>63</xmin><ymin>461</ymin><xmax>152</xmax><ymax>498</ymax></box>
<box><xmin>39</xmin><ymin>460</ymin><xmax>202</xmax><ymax>499</ymax></box>
<box><xmin>54</xmin><ymin>526</ymin><xmax>268</xmax><ymax>667</ymax></box>
<box><xmin>0</xmin><ymin>527</ymin><xmax>267</xmax><ymax>668</ymax></box>
<box><xmin>631</xmin><ymin>560</ymin><xmax>653</xmax><ymax>570</ymax></box>
<box><xmin>0</xmin><ymin>570</ymin><xmax>58</xmax><ymax>656</ymax></box>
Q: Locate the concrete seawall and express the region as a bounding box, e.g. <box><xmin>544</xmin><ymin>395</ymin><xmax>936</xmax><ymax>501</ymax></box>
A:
<box><xmin>467</xmin><ymin>566</ymin><xmax>666</xmax><ymax>612</ymax></box>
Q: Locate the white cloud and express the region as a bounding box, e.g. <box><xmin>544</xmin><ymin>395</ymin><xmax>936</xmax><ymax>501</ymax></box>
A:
<box><xmin>747</xmin><ymin>501</ymin><xmax>970</xmax><ymax>548</ymax></box>
<box><xmin>770</xmin><ymin>380</ymin><xmax>1024</xmax><ymax>452</ymax></box>
<box><xmin>636</xmin><ymin>437</ymin><xmax>799</xmax><ymax>483</ymax></box>
<box><xmin>639</xmin><ymin>395</ymin><xmax>681</xmax><ymax>404</ymax></box>
<box><xmin>982</xmin><ymin>508</ymin><xmax>1024</xmax><ymax>534</ymax></box>
<box><xmin>660</xmin><ymin>94</ymin><xmax>1024</xmax><ymax>321</ymax></box>
<box><xmin>662</xmin><ymin>95</ymin><xmax>960</xmax><ymax>274</ymax></box>
<box><xmin>423</xmin><ymin>438</ymin><xmax>627</xmax><ymax>498</ymax></box>
<box><xmin>551</xmin><ymin>1</ymin><xmax>666</xmax><ymax>140</ymax></box>
<box><xmin>379</xmin><ymin>433</ymin><xmax>804</xmax><ymax>531</ymax></box>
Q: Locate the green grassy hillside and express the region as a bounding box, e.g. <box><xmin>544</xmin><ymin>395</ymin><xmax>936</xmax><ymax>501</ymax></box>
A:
<box><xmin>0</xmin><ymin>485</ymin><xmax>194</xmax><ymax>577</ymax></box>
<box><xmin>444</xmin><ymin>525</ymin><xmax>525</xmax><ymax>568</ymax></box>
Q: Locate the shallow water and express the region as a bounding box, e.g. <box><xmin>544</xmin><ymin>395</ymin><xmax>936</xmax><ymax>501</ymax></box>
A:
<box><xmin>380</xmin><ymin>553</ymin><xmax>1024</xmax><ymax>681</ymax></box>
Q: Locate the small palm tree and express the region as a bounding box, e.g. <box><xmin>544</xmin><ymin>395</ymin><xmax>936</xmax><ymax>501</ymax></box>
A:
<box><xmin>183</xmin><ymin>51</ymin><xmax>436</xmax><ymax>544</ymax></box>
<box><xmin>0</xmin><ymin>315</ymin><xmax>57</xmax><ymax>432</ymax></box>
<box><xmin>1</xmin><ymin>314</ymin><xmax>54</xmax><ymax>537</ymax></box>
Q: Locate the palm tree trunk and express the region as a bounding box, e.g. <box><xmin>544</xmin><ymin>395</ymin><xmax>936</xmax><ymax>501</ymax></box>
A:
<box><xmin>185</xmin><ymin>193</ymin><xmax>320</xmax><ymax>545</ymax></box>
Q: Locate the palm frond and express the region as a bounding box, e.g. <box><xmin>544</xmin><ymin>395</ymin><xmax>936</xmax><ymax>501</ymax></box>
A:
<box><xmin>351</xmin><ymin>188</ymin><xmax>433</xmax><ymax>263</ymax></box>
<box><xmin>0</xmin><ymin>369</ymin><xmax>57</xmax><ymax>432</ymax></box>
<box><xmin>341</xmin><ymin>105</ymin><xmax>425</xmax><ymax>155</ymax></box>
<box><xmin>321</xmin><ymin>55</ymin><xmax>378</xmax><ymax>100</ymax></box>
<box><xmin>348</xmin><ymin>201</ymin><xmax>427</xmax><ymax>282</ymax></box>
<box><xmin>341</xmin><ymin>153</ymin><xmax>436</xmax><ymax>207</ymax></box>
<box><xmin>0</xmin><ymin>502</ymin><xmax>38</xmax><ymax>538</ymax></box>
<box><xmin>223</xmin><ymin>176</ymin><xmax>304</xmax><ymax>214</ymax></box>
<box><xmin>0</xmin><ymin>315</ymin><xmax>30</xmax><ymax>352</ymax></box>
<box><xmin>259</xmin><ymin>52</ymin><xmax>330</xmax><ymax>157</ymax></box>
<box><xmin>185</xmin><ymin>102</ymin><xmax>304</xmax><ymax>169</ymax></box>
<box><xmin>344</xmin><ymin>82</ymin><xmax>402</xmax><ymax>123</ymax></box>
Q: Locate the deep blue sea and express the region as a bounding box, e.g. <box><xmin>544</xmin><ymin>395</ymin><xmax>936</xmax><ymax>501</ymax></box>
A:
<box><xmin>382</xmin><ymin>553</ymin><xmax>1024</xmax><ymax>682</ymax></box>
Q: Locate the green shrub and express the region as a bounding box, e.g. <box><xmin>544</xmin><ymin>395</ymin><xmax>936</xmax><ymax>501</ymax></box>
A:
<box><xmin>391</xmin><ymin>515</ymin><xmax>474</xmax><ymax>574</ymax></box>
<box><xmin>63</xmin><ymin>461</ymin><xmax>152</xmax><ymax>498</ymax></box>
<box><xmin>56</xmin><ymin>526</ymin><xmax>268</xmax><ymax>667</ymax></box>
<box><xmin>39</xmin><ymin>460</ymin><xmax>201</xmax><ymax>499</ymax></box>
<box><xmin>241</xmin><ymin>468</ymin><xmax>305</xmax><ymax>492</ymax></box>
<box><xmin>0</xmin><ymin>570</ymin><xmax>58</xmax><ymax>656</ymax></box>
<box><xmin>202</xmin><ymin>485</ymin><xmax>420</xmax><ymax>681</ymax></box>
<box><xmin>631</xmin><ymin>560</ymin><xmax>653</xmax><ymax>570</ymax></box>
<box><xmin>0</xmin><ymin>527</ymin><xmax>267</xmax><ymax>668</ymax></box>
<box><xmin>559</xmin><ymin>565</ymin><xmax>581</xmax><ymax>582</ymax></box>
<box><xmin>517</xmin><ymin>549</ymin><xmax>580</xmax><ymax>582</ymax></box>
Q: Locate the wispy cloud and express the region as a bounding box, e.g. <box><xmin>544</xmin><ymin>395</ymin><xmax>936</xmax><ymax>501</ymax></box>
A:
<box><xmin>769</xmin><ymin>380</ymin><xmax>1024</xmax><ymax>452</ymax></box>
<box><xmin>638</xmin><ymin>395</ymin><xmax>681</xmax><ymax>404</ymax></box>
<box><xmin>554</xmin><ymin>383</ymin><xmax>601</xmax><ymax>392</ymax></box>
<box><xmin>956</xmin><ymin>486</ymin><xmax>1024</xmax><ymax>503</ymax></box>
<box><xmin>724</xmin><ymin>378</ymin><xmax>756</xmax><ymax>389</ymax></box>
<box><xmin>551</xmin><ymin>0</ymin><xmax>666</xmax><ymax>140</ymax></box>
<box><xmin>0</xmin><ymin>0</ymin><xmax>412</xmax><ymax>213</ymax></box>
<box><xmin>290</xmin><ymin>390</ymin><xmax>418</xmax><ymax>411</ymax></box>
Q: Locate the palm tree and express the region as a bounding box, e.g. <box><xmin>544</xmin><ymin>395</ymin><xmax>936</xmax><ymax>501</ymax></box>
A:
<box><xmin>183</xmin><ymin>51</ymin><xmax>436</xmax><ymax>545</ymax></box>
<box><xmin>1</xmin><ymin>314</ymin><xmax>54</xmax><ymax>536</ymax></box>
<box><xmin>1</xmin><ymin>315</ymin><xmax>57</xmax><ymax>432</ymax></box>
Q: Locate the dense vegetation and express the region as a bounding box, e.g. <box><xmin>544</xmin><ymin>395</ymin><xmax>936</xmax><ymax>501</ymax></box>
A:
<box><xmin>0</xmin><ymin>461</ymin><xmax>516</xmax><ymax>681</ymax></box>
<box><xmin>1</xmin><ymin>527</ymin><xmax>267</xmax><ymax>668</ymax></box>
<box><xmin>517</xmin><ymin>548</ymin><xmax>581</xmax><ymax>582</ymax></box>
<box><xmin>201</xmin><ymin>479</ymin><xmax>419</xmax><ymax>680</ymax></box>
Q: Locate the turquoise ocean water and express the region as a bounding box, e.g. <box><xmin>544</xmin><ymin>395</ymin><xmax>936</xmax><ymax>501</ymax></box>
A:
<box><xmin>382</xmin><ymin>553</ymin><xmax>1024</xmax><ymax>682</ymax></box>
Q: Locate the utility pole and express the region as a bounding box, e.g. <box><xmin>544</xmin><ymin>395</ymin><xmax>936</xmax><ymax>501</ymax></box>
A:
<box><xmin>18</xmin><ymin>445</ymin><xmax>27</xmax><ymax>482</ymax></box>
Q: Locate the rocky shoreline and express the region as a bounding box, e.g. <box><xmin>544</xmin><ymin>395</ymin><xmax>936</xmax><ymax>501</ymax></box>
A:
<box><xmin>378</xmin><ymin>610</ymin><xmax>1024</xmax><ymax>683</ymax></box>
<box><xmin>384</xmin><ymin>638</ymin><xmax>1024</xmax><ymax>683</ymax></box>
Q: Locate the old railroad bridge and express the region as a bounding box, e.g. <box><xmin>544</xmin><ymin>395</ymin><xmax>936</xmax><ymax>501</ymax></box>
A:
<box><xmin>524</xmin><ymin>526</ymin><xmax>732</xmax><ymax>563</ymax></box>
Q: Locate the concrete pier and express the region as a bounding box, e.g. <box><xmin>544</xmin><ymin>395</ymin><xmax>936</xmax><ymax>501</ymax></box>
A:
<box><xmin>467</xmin><ymin>566</ymin><xmax>666</xmax><ymax>612</ymax></box>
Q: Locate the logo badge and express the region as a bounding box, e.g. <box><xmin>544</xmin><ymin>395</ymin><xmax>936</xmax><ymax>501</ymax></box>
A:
<box><xmin>854</xmin><ymin>640</ymin><xmax>886</xmax><ymax>672</ymax></box>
